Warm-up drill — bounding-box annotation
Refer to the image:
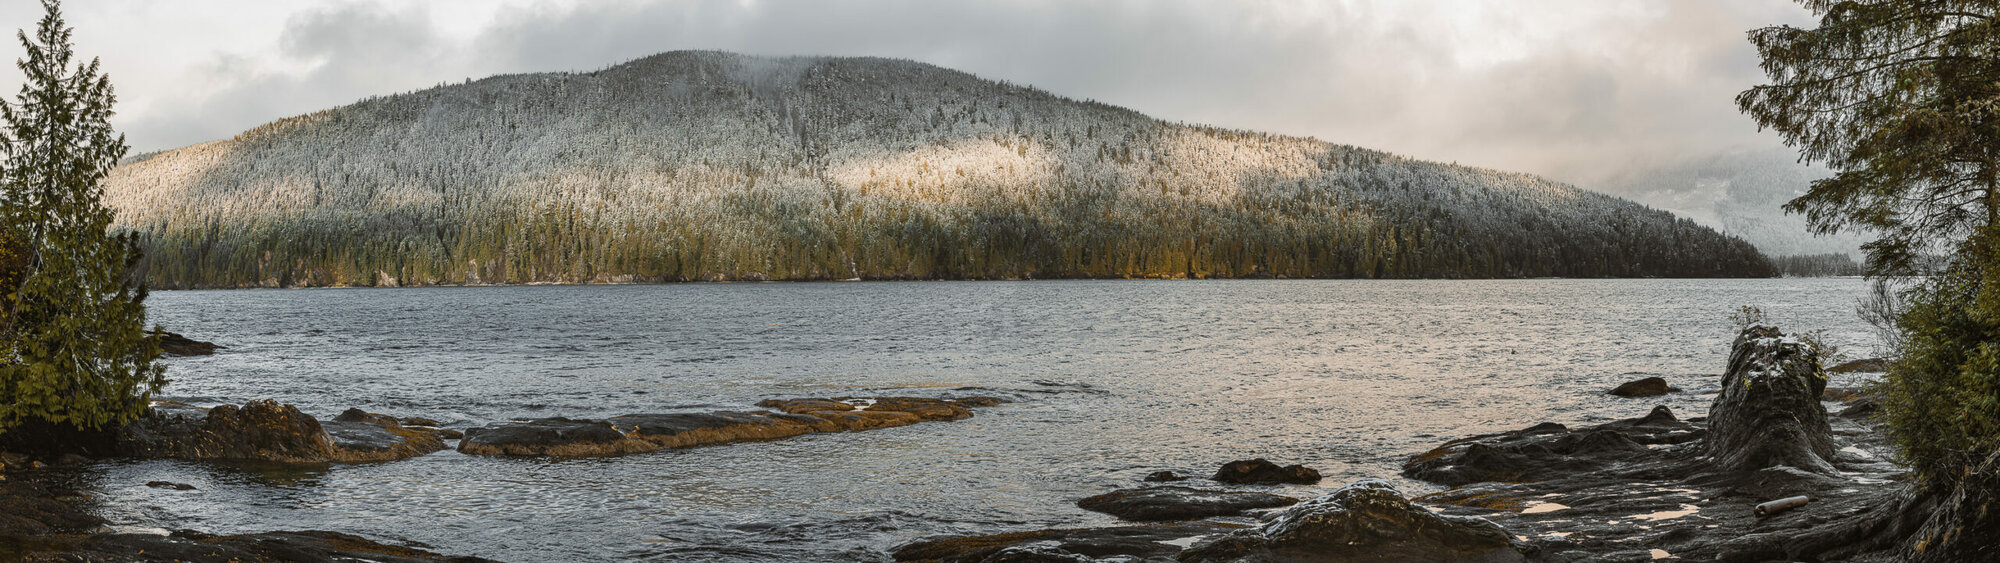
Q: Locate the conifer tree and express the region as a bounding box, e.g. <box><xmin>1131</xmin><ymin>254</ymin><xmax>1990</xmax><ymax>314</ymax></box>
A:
<box><xmin>0</xmin><ymin>0</ymin><xmax>164</xmax><ymax>434</ymax></box>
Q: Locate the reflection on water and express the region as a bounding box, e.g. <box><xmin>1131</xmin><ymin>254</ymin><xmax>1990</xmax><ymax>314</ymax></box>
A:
<box><xmin>85</xmin><ymin>279</ymin><xmax>1874</xmax><ymax>561</ymax></box>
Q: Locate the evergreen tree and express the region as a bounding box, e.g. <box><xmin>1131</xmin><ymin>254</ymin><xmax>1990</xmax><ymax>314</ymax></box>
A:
<box><xmin>1740</xmin><ymin>0</ymin><xmax>1999</xmax><ymax>495</ymax></box>
<box><xmin>0</xmin><ymin>0</ymin><xmax>164</xmax><ymax>434</ymax></box>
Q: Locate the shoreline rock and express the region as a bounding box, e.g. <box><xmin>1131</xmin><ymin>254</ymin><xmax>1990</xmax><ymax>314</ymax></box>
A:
<box><xmin>1076</xmin><ymin>486</ymin><xmax>1298</xmax><ymax>522</ymax></box>
<box><xmin>1179</xmin><ymin>480</ymin><xmax>1523</xmax><ymax>563</ymax></box>
<box><xmin>158</xmin><ymin>331</ymin><xmax>223</xmax><ymax>356</ymax></box>
<box><xmin>115</xmin><ymin>400</ymin><xmax>449</xmax><ymax>464</ymax></box>
<box><xmin>1607</xmin><ymin>376</ymin><xmax>1677</xmax><ymax>397</ymax></box>
<box><xmin>1211</xmin><ymin>459</ymin><xmax>1321</xmax><ymax>485</ymax></box>
<box><xmin>459</xmin><ymin>396</ymin><xmax>1003</xmax><ymax>457</ymax></box>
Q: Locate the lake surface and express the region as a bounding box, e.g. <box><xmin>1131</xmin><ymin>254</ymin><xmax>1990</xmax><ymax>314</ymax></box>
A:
<box><xmin>86</xmin><ymin>279</ymin><xmax>1876</xmax><ymax>561</ymax></box>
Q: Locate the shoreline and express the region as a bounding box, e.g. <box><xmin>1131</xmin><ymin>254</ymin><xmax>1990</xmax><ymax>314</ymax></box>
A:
<box><xmin>143</xmin><ymin>274</ymin><xmax>1830</xmax><ymax>292</ymax></box>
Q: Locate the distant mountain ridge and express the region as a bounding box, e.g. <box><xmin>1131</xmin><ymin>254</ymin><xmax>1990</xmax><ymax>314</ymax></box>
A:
<box><xmin>102</xmin><ymin>50</ymin><xmax>1772</xmax><ymax>287</ymax></box>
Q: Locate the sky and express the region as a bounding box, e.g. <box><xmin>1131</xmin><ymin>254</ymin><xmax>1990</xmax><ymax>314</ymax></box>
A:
<box><xmin>0</xmin><ymin>0</ymin><xmax>1845</xmax><ymax>252</ymax></box>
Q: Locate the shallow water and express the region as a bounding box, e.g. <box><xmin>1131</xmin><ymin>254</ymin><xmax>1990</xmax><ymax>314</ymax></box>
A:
<box><xmin>87</xmin><ymin>279</ymin><xmax>1874</xmax><ymax>561</ymax></box>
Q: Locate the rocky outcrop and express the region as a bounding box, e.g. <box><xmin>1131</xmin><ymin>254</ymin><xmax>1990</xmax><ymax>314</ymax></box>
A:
<box><xmin>893</xmin><ymin>522</ymin><xmax>1240</xmax><ymax>562</ymax></box>
<box><xmin>115</xmin><ymin>401</ymin><xmax>448</xmax><ymax>464</ymax></box>
<box><xmin>1705</xmin><ymin>324</ymin><xmax>1838</xmax><ymax>474</ymax></box>
<box><xmin>158</xmin><ymin>331</ymin><xmax>222</xmax><ymax>356</ymax></box>
<box><xmin>1607</xmin><ymin>376</ymin><xmax>1677</xmax><ymax>397</ymax></box>
<box><xmin>1076</xmin><ymin>486</ymin><xmax>1299</xmax><ymax>521</ymax></box>
<box><xmin>1403</xmin><ymin>405</ymin><xmax>1701</xmax><ymax>487</ymax></box>
<box><xmin>1212</xmin><ymin>459</ymin><xmax>1321</xmax><ymax>485</ymax></box>
<box><xmin>1178</xmin><ymin>480</ymin><xmax>1523</xmax><ymax>563</ymax></box>
<box><xmin>459</xmin><ymin>396</ymin><xmax>1002</xmax><ymax>457</ymax></box>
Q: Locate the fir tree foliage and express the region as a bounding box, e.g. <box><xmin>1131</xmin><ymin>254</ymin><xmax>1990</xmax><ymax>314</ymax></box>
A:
<box><xmin>0</xmin><ymin>0</ymin><xmax>163</xmax><ymax>433</ymax></box>
<box><xmin>1740</xmin><ymin>0</ymin><xmax>2000</xmax><ymax>490</ymax></box>
<box><xmin>104</xmin><ymin>52</ymin><xmax>1773</xmax><ymax>287</ymax></box>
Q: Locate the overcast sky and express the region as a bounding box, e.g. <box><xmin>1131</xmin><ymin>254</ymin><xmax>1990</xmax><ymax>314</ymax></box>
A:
<box><xmin>0</xmin><ymin>0</ymin><xmax>1818</xmax><ymax>194</ymax></box>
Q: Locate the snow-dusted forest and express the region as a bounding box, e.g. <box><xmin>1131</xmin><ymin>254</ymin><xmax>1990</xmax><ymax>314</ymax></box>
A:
<box><xmin>103</xmin><ymin>51</ymin><xmax>1773</xmax><ymax>288</ymax></box>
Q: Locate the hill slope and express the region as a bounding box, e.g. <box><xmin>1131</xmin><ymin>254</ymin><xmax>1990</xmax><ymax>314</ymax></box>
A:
<box><xmin>104</xmin><ymin>51</ymin><xmax>1772</xmax><ymax>287</ymax></box>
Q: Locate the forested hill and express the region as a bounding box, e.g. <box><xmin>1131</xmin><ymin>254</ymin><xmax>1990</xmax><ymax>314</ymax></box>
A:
<box><xmin>103</xmin><ymin>51</ymin><xmax>1773</xmax><ymax>288</ymax></box>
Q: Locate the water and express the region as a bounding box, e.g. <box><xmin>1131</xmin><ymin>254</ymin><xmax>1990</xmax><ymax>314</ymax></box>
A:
<box><xmin>83</xmin><ymin>279</ymin><xmax>1874</xmax><ymax>561</ymax></box>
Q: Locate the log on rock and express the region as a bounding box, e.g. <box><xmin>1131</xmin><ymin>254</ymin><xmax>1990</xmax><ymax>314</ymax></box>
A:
<box><xmin>460</xmin><ymin>396</ymin><xmax>1003</xmax><ymax>457</ymax></box>
<box><xmin>1076</xmin><ymin>486</ymin><xmax>1299</xmax><ymax>521</ymax></box>
<box><xmin>1704</xmin><ymin>324</ymin><xmax>1838</xmax><ymax>474</ymax></box>
<box><xmin>1178</xmin><ymin>480</ymin><xmax>1524</xmax><ymax>563</ymax></box>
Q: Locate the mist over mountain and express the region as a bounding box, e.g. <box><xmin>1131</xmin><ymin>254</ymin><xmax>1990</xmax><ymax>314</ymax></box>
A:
<box><xmin>103</xmin><ymin>51</ymin><xmax>1772</xmax><ymax>287</ymax></box>
<box><xmin>1607</xmin><ymin>147</ymin><xmax>1865</xmax><ymax>259</ymax></box>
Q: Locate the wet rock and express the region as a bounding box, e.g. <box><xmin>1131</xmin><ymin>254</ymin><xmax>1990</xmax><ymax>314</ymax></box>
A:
<box><xmin>1212</xmin><ymin>459</ymin><xmax>1321</xmax><ymax>485</ymax></box>
<box><xmin>1077</xmin><ymin>486</ymin><xmax>1299</xmax><ymax>521</ymax></box>
<box><xmin>1838</xmin><ymin>397</ymin><xmax>1882</xmax><ymax>419</ymax></box>
<box><xmin>1704</xmin><ymin>324</ymin><xmax>1837</xmax><ymax>474</ymax></box>
<box><xmin>145</xmin><ymin>481</ymin><xmax>197</xmax><ymax>491</ymax></box>
<box><xmin>50</xmin><ymin>530</ymin><xmax>501</xmax><ymax>562</ymax></box>
<box><xmin>1403</xmin><ymin>406</ymin><xmax>1700</xmax><ymax>487</ymax></box>
<box><xmin>1827</xmin><ymin>357</ymin><xmax>1889</xmax><ymax>373</ymax></box>
<box><xmin>158</xmin><ymin>331</ymin><xmax>223</xmax><ymax>356</ymax></box>
<box><xmin>893</xmin><ymin>521</ymin><xmax>1240</xmax><ymax>562</ymax></box>
<box><xmin>1820</xmin><ymin>386</ymin><xmax>1868</xmax><ymax>402</ymax></box>
<box><xmin>397</xmin><ymin>416</ymin><xmax>443</xmax><ymax>427</ymax></box>
<box><xmin>323</xmin><ymin>408</ymin><xmax>450</xmax><ymax>463</ymax></box>
<box><xmin>1608</xmin><ymin>376</ymin><xmax>1678</xmax><ymax>397</ymax></box>
<box><xmin>949</xmin><ymin>396</ymin><xmax>1009</xmax><ymax>408</ymax></box>
<box><xmin>1178</xmin><ymin>480</ymin><xmax>1523</xmax><ymax>563</ymax></box>
<box><xmin>116</xmin><ymin>400</ymin><xmax>335</xmax><ymax>463</ymax></box>
<box><xmin>1145</xmin><ymin>470</ymin><xmax>1188</xmax><ymax>482</ymax></box>
<box><xmin>462</xmin><ymin>397</ymin><xmax>1000</xmax><ymax>457</ymax></box>
<box><xmin>458</xmin><ymin>417</ymin><xmax>657</xmax><ymax>457</ymax></box>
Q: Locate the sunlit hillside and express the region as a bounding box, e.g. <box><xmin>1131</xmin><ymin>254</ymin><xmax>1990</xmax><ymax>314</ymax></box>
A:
<box><xmin>104</xmin><ymin>51</ymin><xmax>1773</xmax><ymax>287</ymax></box>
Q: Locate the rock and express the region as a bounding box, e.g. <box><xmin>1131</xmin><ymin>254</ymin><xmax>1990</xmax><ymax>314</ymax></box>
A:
<box><xmin>892</xmin><ymin>521</ymin><xmax>1240</xmax><ymax>562</ymax></box>
<box><xmin>1902</xmin><ymin>450</ymin><xmax>2000</xmax><ymax>563</ymax></box>
<box><xmin>1838</xmin><ymin>397</ymin><xmax>1881</xmax><ymax>419</ymax></box>
<box><xmin>145</xmin><ymin>481</ymin><xmax>198</xmax><ymax>491</ymax></box>
<box><xmin>1145</xmin><ymin>470</ymin><xmax>1188</xmax><ymax>482</ymax></box>
<box><xmin>461</xmin><ymin>396</ymin><xmax>999</xmax><ymax>457</ymax></box>
<box><xmin>1704</xmin><ymin>324</ymin><xmax>1838</xmax><ymax>474</ymax></box>
<box><xmin>1827</xmin><ymin>357</ymin><xmax>1889</xmax><ymax>373</ymax></box>
<box><xmin>1212</xmin><ymin>459</ymin><xmax>1321</xmax><ymax>485</ymax></box>
<box><xmin>1077</xmin><ymin>486</ymin><xmax>1298</xmax><ymax>521</ymax></box>
<box><xmin>1178</xmin><ymin>480</ymin><xmax>1523</xmax><ymax>563</ymax></box>
<box><xmin>116</xmin><ymin>400</ymin><xmax>335</xmax><ymax>463</ymax></box>
<box><xmin>949</xmin><ymin>396</ymin><xmax>1009</xmax><ymax>408</ymax></box>
<box><xmin>158</xmin><ymin>331</ymin><xmax>223</xmax><ymax>356</ymax></box>
<box><xmin>397</xmin><ymin>416</ymin><xmax>443</xmax><ymax>427</ymax></box>
<box><xmin>50</xmin><ymin>530</ymin><xmax>502</xmax><ymax>562</ymax></box>
<box><xmin>323</xmin><ymin>408</ymin><xmax>450</xmax><ymax>463</ymax></box>
<box><xmin>1820</xmin><ymin>386</ymin><xmax>1867</xmax><ymax>402</ymax></box>
<box><xmin>115</xmin><ymin>402</ymin><xmax>447</xmax><ymax>464</ymax></box>
<box><xmin>458</xmin><ymin>417</ymin><xmax>657</xmax><ymax>457</ymax></box>
<box><xmin>1403</xmin><ymin>406</ymin><xmax>1701</xmax><ymax>487</ymax></box>
<box><xmin>1608</xmin><ymin>376</ymin><xmax>1678</xmax><ymax>397</ymax></box>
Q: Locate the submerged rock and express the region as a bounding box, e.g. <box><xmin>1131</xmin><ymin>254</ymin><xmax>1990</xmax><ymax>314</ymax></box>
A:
<box><xmin>1212</xmin><ymin>459</ymin><xmax>1321</xmax><ymax>485</ymax></box>
<box><xmin>158</xmin><ymin>331</ymin><xmax>223</xmax><ymax>356</ymax></box>
<box><xmin>1145</xmin><ymin>470</ymin><xmax>1189</xmax><ymax>482</ymax></box>
<box><xmin>460</xmin><ymin>396</ymin><xmax>1001</xmax><ymax>457</ymax></box>
<box><xmin>116</xmin><ymin>401</ymin><xmax>450</xmax><ymax>464</ymax></box>
<box><xmin>1607</xmin><ymin>376</ymin><xmax>1678</xmax><ymax>397</ymax></box>
<box><xmin>1705</xmin><ymin>324</ymin><xmax>1838</xmax><ymax>474</ymax></box>
<box><xmin>1178</xmin><ymin>480</ymin><xmax>1523</xmax><ymax>563</ymax></box>
<box><xmin>1077</xmin><ymin>486</ymin><xmax>1299</xmax><ymax>521</ymax></box>
<box><xmin>893</xmin><ymin>521</ymin><xmax>1240</xmax><ymax>562</ymax></box>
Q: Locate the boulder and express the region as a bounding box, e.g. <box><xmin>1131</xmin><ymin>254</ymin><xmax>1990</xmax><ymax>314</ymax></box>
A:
<box><xmin>116</xmin><ymin>400</ymin><xmax>335</xmax><ymax>463</ymax></box>
<box><xmin>1704</xmin><ymin>324</ymin><xmax>1838</xmax><ymax>474</ymax></box>
<box><xmin>322</xmin><ymin>409</ymin><xmax>450</xmax><ymax>463</ymax></box>
<box><xmin>1077</xmin><ymin>486</ymin><xmax>1298</xmax><ymax>521</ymax></box>
<box><xmin>460</xmin><ymin>396</ymin><xmax>1001</xmax><ymax>457</ymax></box>
<box><xmin>1212</xmin><ymin>459</ymin><xmax>1321</xmax><ymax>485</ymax></box>
<box><xmin>893</xmin><ymin>522</ymin><xmax>1240</xmax><ymax>562</ymax></box>
<box><xmin>457</xmin><ymin>417</ymin><xmax>657</xmax><ymax>457</ymax></box>
<box><xmin>1608</xmin><ymin>376</ymin><xmax>1678</xmax><ymax>397</ymax></box>
<box><xmin>1404</xmin><ymin>406</ymin><xmax>1700</xmax><ymax>487</ymax></box>
<box><xmin>158</xmin><ymin>331</ymin><xmax>223</xmax><ymax>356</ymax></box>
<box><xmin>1145</xmin><ymin>470</ymin><xmax>1189</xmax><ymax>482</ymax></box>
<box><xmin>1178</xmin><ymin>480</ymin><xmax>1523</xmax><ymax>563</ymax></box>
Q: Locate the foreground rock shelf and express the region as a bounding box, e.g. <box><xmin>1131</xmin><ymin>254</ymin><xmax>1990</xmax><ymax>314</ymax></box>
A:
<box><xmin>116</xmin><ymin>400</ymin><xmax>451</xmax><ymax>464</ymax></box>
<box><xmin>458</xmin><ymin>396</ymin><xmax>1004</xmax><ymax>457</ymax></box>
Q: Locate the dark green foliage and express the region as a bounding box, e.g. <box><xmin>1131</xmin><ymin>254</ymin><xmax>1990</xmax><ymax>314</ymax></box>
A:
<box><xmin>0</xmin><ymin>1</ymin><xmax>164</xmax><ymax>433</ymax></box>
<box><xmin>105</xmin><ymin>52</ymin><xmax>1774</xmax><ymax>287</ymax></box>
<box><xmin>1883</xmin><ymin>234</ymin><xmax>2000</xmax><ymax>487</ymax></box>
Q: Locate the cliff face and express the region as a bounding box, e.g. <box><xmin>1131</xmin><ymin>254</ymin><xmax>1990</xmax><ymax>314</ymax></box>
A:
<box><xmin>104</xmin><ymin>51</ymin><xmax>1772</xmax><ymax>287</ymax></box>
